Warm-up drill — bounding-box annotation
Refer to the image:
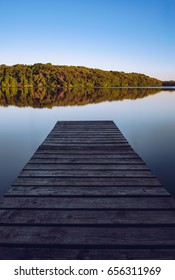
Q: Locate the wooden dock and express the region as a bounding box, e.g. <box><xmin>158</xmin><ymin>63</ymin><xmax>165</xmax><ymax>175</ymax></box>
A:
<box><xmin>0</xmin><ymin>120</ymin><xmax>175</xmax><ymax>259</ymax></box>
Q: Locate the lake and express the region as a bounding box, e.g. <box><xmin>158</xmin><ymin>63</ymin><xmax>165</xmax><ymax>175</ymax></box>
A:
<box><xmin>0</xmin><ymin>87</ymin><xmax>175</xmax><ymax>197</ymax></box>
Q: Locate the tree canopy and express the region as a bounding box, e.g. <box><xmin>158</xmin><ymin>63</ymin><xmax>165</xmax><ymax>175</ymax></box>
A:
<box><xmin>0</xmin><ymin>63</ymin><xmax>162</xmax><ymax>88</ymax></box>
<box><xmin>162</xmin><ymin>81</ymin><xmax>175</xmax><ymax>86</ymax></box>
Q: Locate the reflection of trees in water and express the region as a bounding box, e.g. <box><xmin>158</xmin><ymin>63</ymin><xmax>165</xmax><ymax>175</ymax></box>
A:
<box><xmin>0</xmin><ymin>87</ymin><xmax>162</xmax><ymax>108</ymax></box>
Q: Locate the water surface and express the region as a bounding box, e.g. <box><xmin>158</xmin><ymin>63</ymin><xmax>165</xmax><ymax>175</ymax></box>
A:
<box><xmin>0</xmin><ymin>88</ymin><xmax>175</xmax><ymax>196</ymax></box>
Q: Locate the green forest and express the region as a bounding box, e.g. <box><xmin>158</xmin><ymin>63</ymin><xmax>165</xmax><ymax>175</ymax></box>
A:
<box><xmin>0</xmin><ymin>63</ymin><xmax>162</xmax><ymax>88</ymax></box>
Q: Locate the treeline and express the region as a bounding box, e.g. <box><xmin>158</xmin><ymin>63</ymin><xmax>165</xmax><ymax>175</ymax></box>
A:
<box><xmin>162</xmin><ymin>81</ymin><xmax>175</xmax><ymax>86</ymax></box>
<box><xmin>0</xmin><ymin>63</ymin><xmax>162</xmax><ymax>88</ymax></box>
<box><xmin>0</xmin><ymin>87</ymin><xmax>161</xmax><ymax>108</ymax></box>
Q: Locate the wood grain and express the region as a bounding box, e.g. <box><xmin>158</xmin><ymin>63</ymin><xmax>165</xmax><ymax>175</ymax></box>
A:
<box><xmin>0</xmin><ymin>120</ymin><xmax>175</xmax><ymax>260</ymax></box>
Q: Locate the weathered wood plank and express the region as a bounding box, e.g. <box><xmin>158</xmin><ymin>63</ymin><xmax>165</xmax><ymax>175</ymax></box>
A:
<box><xmin>45</xmin><ymin>142</ymin><xmax>128</xmax><ymax>146</ymax></box>
<box><xmin>53</xmin><ymin>122</ymin><xmax>118</xmax><ymax>126</ymax></box>
<box><xmin>53</xmin><ymin>130</ymin><xmax>121</xmax><ymax>132</ymax></box>
<box><xmin>44</xmin><ymin>139</ymin><xmax>128</xmax><ymax>144</ymax></box>
<box><xmin>33</xmin><ymin>153</ymin><xmax>139</xmax><ymax>158</ymax></box>
<box><xmin>47</xmin><ymin>134</ymin><xmax>126</xmax><ymax>138</ymax></box>
<box><xmin>55</xmin><ymin>123</ymin><xmax>117</xmax><ymax>126</ymax></box>
<box><xmin>52</xmin><ymin>132</ymin><xmax>121</xmax><ymax>136</ymax></box>
<box><xmin>0</xmin><ymin>247</ymin><xmax>174</xmax><ymax>260</ymax></box>
<box><xmin>12</xmin><ymin>177</ymin><xmax>162</xmax><ymax>186</ymax></box>
<box><xmin>24</xmin><ymin>163</ymin><xmax>149</xmax><ymax>170</ymax></box>
<box><xmin>56</xmin><ymin>121</ymin><xmax>118</xmax><ymax>124</ymax></box>
<box><xmin>19</xmin><ymin>169</ymin><xmax>154</xmax><ymax>177</ymax></box>
<box><xmin>48</xmin><ymin>133</ymin><xmax>125</xmax><ymax>138</ymax></box>
<box><xmin>54</xmin><ymin>126</ymin><xmax>118</xmax><ymax>129</ymax></box>
<box><xmin>6</xmin><ymin>186</ymin><xmax>169</xmax><ymax>196</ymax></box>
<box><xmin>36</xmin><ymin>149</ymin><xmax>135</xmax><ymax>154</ymax></box>
<box><xmin>54</xmin><ymin>122</ymin><xmax>121</xmax><ymax>131</ymax></box>
<box><xmin>51</xmin><ymin>125</ymin><xmax>121</xmax><ymax>129</ymax></box>
<box><xmin>55</xmin><ymin>120</ymin><xmax>115</xmax><ymax>123</ymax></box>
<box><xmin>47</xmin><ymin>137</ymin><xmax>126</xmax><ymax>140</ymax></box>
<box><xmin>40</xmin><ymin>144</ymin><xmax>132</xmax><ymax>149</ymax></box>
<box><xmin>0</xmin><ymin>197</ymin><xmax>174</xmax><ymax>209</ymax></box>
<box><xmin>1</xmin><ymin>226</ymin><xmax>175</xmax><ymax>246</ymax></box>
<box><xmin>55</xmin><ymin>123</ymin><xmax>117</xmax><ymax>127</ymax></box>
<box><xmin>1</xmin><ymin>120</ymin><xmax>175</xmax><ymax>260</ymax></box>
<box><xmin>0</xmin><ymin>210</ymin><xmax>175</xmax><ymax>225</ymax></box>
<box><xmin>56</xmin><ymin>123</ymin><xmax>116</xmax><ymax>126</ymax></box>
<box><xmin>29</xmin><ymin>158</ymin><xmax>144</xmax><ymax>164</ymax></box>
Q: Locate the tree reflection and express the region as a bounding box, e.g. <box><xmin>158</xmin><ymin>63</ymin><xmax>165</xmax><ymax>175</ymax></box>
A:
<box><xmin>0</xmin><ymin>87</ymin><xmax>162</xmax><ymax>108</ymax></box>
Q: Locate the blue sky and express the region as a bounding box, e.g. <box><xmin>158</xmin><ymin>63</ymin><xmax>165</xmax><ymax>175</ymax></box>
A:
<box><xmin>0</xmin><ymin>0</ymin><xmax>175</xmax><ymax>80</ymax></box>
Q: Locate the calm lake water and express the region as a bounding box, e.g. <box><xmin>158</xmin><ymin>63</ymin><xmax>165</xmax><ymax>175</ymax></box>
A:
<box><xmin>0</xmin><ymin>88</ymin><xmax>175</xmax><ymax>196</ymax></box>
